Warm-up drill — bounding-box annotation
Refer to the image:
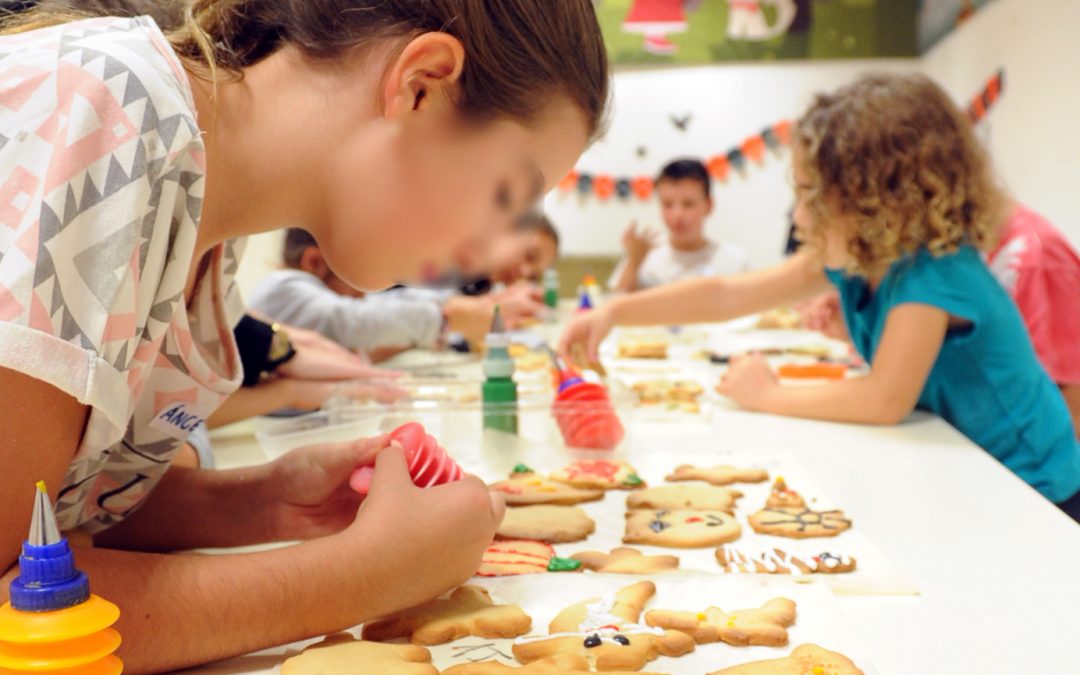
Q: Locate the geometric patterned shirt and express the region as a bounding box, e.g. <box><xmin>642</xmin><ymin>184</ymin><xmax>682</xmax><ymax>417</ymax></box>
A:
<box><xmin>0</xmin><ymin>17</ymin><xmax>243</xmax><ymax>533</ymax></box>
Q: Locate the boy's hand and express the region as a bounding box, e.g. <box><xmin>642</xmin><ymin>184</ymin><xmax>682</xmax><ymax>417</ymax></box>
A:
<box><xmin>494</xmin><ymin>283</ymin><xmax>545</xmax><ymax>326</ymax></box>
<box><xmin>715</xmin><ymin>353</ymin><xmax>779</xmax><ymax>412</ymax></box>
<box><xmin>265</xmin><ymin>434</ymin><xmax>395</xmax><ymax>540</ymax></box>
<box><xmin>348</xmin><ymin>446</ymin><xmax>505</xmax><ymax>607</ymax></box>
<box><xmin>558</xmin><ymin>304</ymin><xmax>615</xmax><ymax>363</ymax></box>
<box><xmin>622</xmin><ymin>222</ymin><xmax>658</xmax><ymax>262</ymax></box>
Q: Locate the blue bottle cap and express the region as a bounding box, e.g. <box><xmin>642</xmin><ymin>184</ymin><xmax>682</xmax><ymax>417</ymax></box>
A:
<box><xmin>9</xmin><ymin>483</ymin><xmax>91</xmax><ymax>612</ymax></box>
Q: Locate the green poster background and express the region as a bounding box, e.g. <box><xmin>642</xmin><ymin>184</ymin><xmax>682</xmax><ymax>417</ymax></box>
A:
<box><xmin>597</xmin><ymin>0</ymin><xmax>919</xmax><ymax>65</ymax></box>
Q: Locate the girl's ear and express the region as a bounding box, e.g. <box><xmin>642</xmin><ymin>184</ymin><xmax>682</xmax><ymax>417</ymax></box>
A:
<box><xmin>382</xmin><ymin>32</ymin><xmax>466</xmax><ymax>118</ymax></box>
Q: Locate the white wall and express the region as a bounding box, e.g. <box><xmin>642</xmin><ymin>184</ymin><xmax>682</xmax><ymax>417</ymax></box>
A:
<box><xmin>921</xmin><ymin>0</ymin><xmax>1080</xmax><ymax>249</ymax></box>
<box><xmin>544</xmin><ymin>59</ymin><xmax>918</xmax><ymax>269</ymax></box>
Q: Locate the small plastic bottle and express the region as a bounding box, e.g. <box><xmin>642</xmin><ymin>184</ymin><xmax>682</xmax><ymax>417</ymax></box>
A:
<box><xmin>0</xmin><ymin>482</ymin><xmax>123</xmax><ymax>674</ymax></box>
<box><xmin>482</xmin><ymin>306</ymin><xmax>519</xmax><ymax>435</ymax></box>
<box><xmin>542</xmin><ymin>268</ymin><xmax>560</xmax><ymax>310</ymax></box>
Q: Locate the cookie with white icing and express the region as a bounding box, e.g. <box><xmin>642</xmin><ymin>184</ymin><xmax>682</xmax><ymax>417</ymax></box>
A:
<box><xmin>549</xmin><ymin>459</ymin><xmax>645</xmax><ymax>490</ymax></box>
<box><xmin>717</xmin><ymin>546</ymin><xmax>856</xmax><ymax>575</ymax></box>
<box><xmin>361</xmin><ymin>586</ymin><xmax>531</xmax><ymax>646</ymax></box>
<box><xmin>627</xmin><ymin>485</ymin><xmax>742</xmax><ymax>513</ymax></box>
<box><xmin>765</xmin><ymin>477</ymin><xmax>807</xmax><ymax>509</ymax></box>
<box><xmin>707</xmin><ymin>643</ymin><xmax>866</xmax><ymax>674</ymax></box>
<box><xmin>281</xmin><ymin>634</ymin><xmax>437</xmax><ymax>675</ymax></box>
<box><xmin>645</xmin><ymin>597</ymin><xmax>796</xmax><ymax>647</ymax></box>
<box><xmin>571</xmin><ymin>547</ymin><xmax>680</xmax><ymax>575</ymax></box>
<box><xmin>665</xmin><ymin>464</ymin><xmax>769</xmax><ymax>486</ymax></box>
<box><xmin>497</xmin><ymin>505</ymin><xmax>596</xmax><ymax>543</ymax></box>
<box><xmin>443</xmin><ymin>654</ymin><xmax>665</xmax><ymax>673</ymax></box>
<box><xmin>624</xmin><ymin>509</ymin><xmax>741</xmax><ymax>548</ymax></box>
<box><xmin>511</xmin><ymin>581</ymin><xmax>695</xmax><ymax>671</ymax></box>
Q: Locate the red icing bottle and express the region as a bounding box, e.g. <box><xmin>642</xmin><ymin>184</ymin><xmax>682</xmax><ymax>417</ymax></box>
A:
<box><xmin>349</xmin><ymin>422</ymin><xmax>464</xmax><ymax>494</ymax></box>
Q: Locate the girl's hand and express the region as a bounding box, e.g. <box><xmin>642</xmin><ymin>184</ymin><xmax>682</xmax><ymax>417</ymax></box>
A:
<box><xmin>558</xmin><ymin>304</ymin><xmax>615</xmax><ymax>363</ymax></box>
<box><xmin>265</xmin><ymin>434</ymin><xmax>395</xmax><ymax>540</ymax></box>
<box><xmin>344</xmin><ymin>446</ymin><xmax>505</xmax><ymax>609</ymax></box>
<box><xmin>715</xmin><ymin>353</ymin><xmax>779</xmax><ymax>412</ymax></box>
<box><xmin>797</xmin><ymin>291</ymin><xmax>849</xmax><ymax>341</ymax></box>
<box><xmin>277</xmin><ymin>324</ymin><xmax>402</xmax><ymax>382</ymax></box>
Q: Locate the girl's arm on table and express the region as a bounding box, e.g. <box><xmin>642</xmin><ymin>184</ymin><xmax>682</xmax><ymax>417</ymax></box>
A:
<box><xmin>719</xmin><ymin>303</ymin><xmax>948</xmax><ymax>425</ymax></box>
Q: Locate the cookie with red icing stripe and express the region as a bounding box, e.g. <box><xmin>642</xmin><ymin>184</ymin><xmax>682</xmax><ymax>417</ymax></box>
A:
<box><xmin>550</xmin><ymin>459</ymin><xmax>645</xmax><ymax>490</ymax></box>
<box><xmin>476</xmin><ymin>540</ymin><xmax>583</xmax><ymax>577</ymax></box>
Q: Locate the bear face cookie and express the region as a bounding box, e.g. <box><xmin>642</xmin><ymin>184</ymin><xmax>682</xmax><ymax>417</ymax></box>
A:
<box><xmin>511</xmin><ymin>581</ymin><xmax>695</xmax><ymax>672</ymax></box>
<box><xmin>361</xmin><ymin>586</ymin><xmax>531</xmax><ymax>646</ymax></box>
<box><xmin>707</xmin><ymin>643</ymin><xmax>866</xmax><ymax>674</ymax></box>
<box><xmin>645</xmin><ymin>597</ymin><xmax>797</xmax><ymax>647</ymax></box>
<box><xmin>497</xmin><ymin>505</ymin><xmax>597</xmax><ymax>543</ymax></box>
<box><xmin>281</xmin><ymin>634</ymin><xmax>438</xmax><ymax>675</ymax></box>
<box><xmin>624</xmin><ymin>509</ymin><xmax>742</xmax><ymax>548</ymax></box>
<box><xmin>748</xmin><ymin>507</ymin><xmax>852</xmax><ymax>539</ymax></box>
<box><xmin>665</xmin><ymin>464</ymin><xmax>769</xmax><ymax>486</ymax></box>
<box><xmin>490</xmin><ymin>467</ymin><xmax>605</xmax><ymax>506</ymax></box>
<box><xmin>549</xmin><ymin>459</ymin><xmax>645</xmax><ymax>490</ymax></box>
<box><xmin>442</xmin><ymin>654</ymin><xmax>666</xmax><ymax>673</ymax></box>
<box><xmin>627</xmin><ymin>485</ymin><xmax>742</xmax><ymax>513</ymax></box>
<box><xmin>570</xmin><ymin>547</ymin><xmax>680</xmax><ymax>575</ymax></box>
<box><xmin>717</xmin><ymin>546</ymin><xmax>856</xmax><ymax>575</ymax></box>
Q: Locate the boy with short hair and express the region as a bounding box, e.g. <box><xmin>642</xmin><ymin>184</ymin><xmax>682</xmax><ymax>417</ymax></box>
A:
<box><xmin>610</xmin><ymin>158</ymin><xmax>748</xmax><ymax>292</ymax></box>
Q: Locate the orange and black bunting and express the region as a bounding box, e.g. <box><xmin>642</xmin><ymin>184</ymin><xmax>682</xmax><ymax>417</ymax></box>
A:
<box><xmin>562</xmin><ymin>69</ymin><xmax>1004</xmax><ymax>202</ymax></box>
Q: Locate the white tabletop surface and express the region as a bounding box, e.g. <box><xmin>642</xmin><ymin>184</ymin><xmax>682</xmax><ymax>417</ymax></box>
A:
<box><xmin>193</xmin><ymin>321</ymin><xmax>1080</xmax><ymax>674</ymax></box>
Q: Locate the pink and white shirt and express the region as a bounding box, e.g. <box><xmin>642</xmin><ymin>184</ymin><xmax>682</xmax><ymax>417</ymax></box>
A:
<box><xmin>987</xmin><ymin>204</ymin><xmax>1080</xmax><ymax>385</ymax></box>
<box><xmin>0</xmin><ymin>17</ymin><xmax>244</xmax><ymax>532</ymax></box>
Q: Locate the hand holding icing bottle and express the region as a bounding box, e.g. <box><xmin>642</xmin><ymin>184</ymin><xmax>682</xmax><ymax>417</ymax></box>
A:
<box><xmin>349</xmin><ymin>422</ymin><xmax>465</xmax><ymax>494</ymax></box>
<box><xmin>0</xmin><ymin>482</ymin><xmax>123</xmax><ymax>674</ymax></box>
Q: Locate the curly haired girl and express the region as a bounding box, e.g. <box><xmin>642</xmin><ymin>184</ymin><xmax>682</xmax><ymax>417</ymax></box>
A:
<box><xmin>561</xmin><ymin>73</ymin><xmax>1080</xmax><ymax>519</ymax></box>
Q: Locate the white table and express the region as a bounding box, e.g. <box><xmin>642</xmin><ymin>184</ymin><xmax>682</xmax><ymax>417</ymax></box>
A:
<box><xmin>195</xmin><ymin>332</ymin><xmax>1080</xmax><ymax>674</ymax></box>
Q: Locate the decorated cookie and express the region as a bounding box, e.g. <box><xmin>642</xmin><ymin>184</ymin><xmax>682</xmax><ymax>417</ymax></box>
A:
<box><xmin>765</xmin><ymin>477</ymin><xmax>807</xmax><ymax>509</ymax></box>
<box><xmin>550</xmin><ymin>459</ymin><xmax>645</xmax><ymax>490</ymax></box>
<box><xmin>490</xmin><ymin>467</ymin><xmax>605</xmax><ymax>506</ymax></box>
<box><xmin>497</xmin><ymin>505</ymin><xmax>596</xmax><ymax>543</ymax></box>
<box><xmin>623</xmin><ymin>509</ymin><xmax>741</xmax><ymax>548</ymax></box>
<box><xmin>477</xmin><ymin>540</ymin><xmax>582</xmax><ymax>577</ymax></box>
<box><xmin>627</xmin><ymin>485</ymin><xmax>742</xmax><ymax>513</ymax></box>
<box><xmin>665</xmin><ymin>464</ymin><xmax>769</xmax><ymax>486</ymax></box>
<box><xmin>443</xmin><ymin>654</ymin><xmax>666</xmax><ymax>673</ymax></box>
<box><xmin>632</xmin><ymin>379</ymin><xmax>704</xmax><ymax>412</ymax></box>
<box><xmin>617</xmin><ymin>341</ymin><xmax>669</xmax><ymax>359</ymax></box>
<box><xmin>361</xmin><ymin>586</ymin><xmax>531</xmax><ymax>646</ymax></box>
<box><xmin>281</xmin><ymin>634</ymin><xmax>437</xmax><ymax>675</ymax></box>
<box><xmin>749</xmin><ymin>507</ymin><xmax>852</xmax><ymax>539</ymax></box>
<box><xmin>571</xmin><ymin>547</ymin><xmax>680</xmax><ymax>575</ymax></box>
<box><xmin>645</xmin><ymin>597</ymin><xmax>797</xmax><ymax>647</ymax></box>
<box><xmin>717</xmin><ymin>546</ymin><xmax>857</xmax><ymax>575</ymax></box>
<box><xmin>707</xmin><ymin>643</ymin><xmax>866</xmax><ymax>674</ymax></box>
<box><xmin>755</xmin><ymin>307</ymin><xmax>802</xmax><ymax>330</ymax></box>
<box><xmin>512</xmin><ymin>581</ymin><xmax>695</xmax><ymax>671</ymax></box>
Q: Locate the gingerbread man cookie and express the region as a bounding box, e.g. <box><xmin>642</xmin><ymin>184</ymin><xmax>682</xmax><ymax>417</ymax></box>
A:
<box><xmin>749</xmin><ymin>507</ymin><xmax>852</xmax><ymax>539</ymax></box>
<box><xmin>707</xmin><ymin>643</ymin><xmax>865</xmax><ymax>674</ymax></box>
<box><xmin>512</xmin><ymin>581</ymin><xmax>695</xmax><ymax>671</ymax></box>
<box><xmin>765</xmin><ymin>477</ymin><xmax>807</xmax><ymax>509</ymax></box>
<box><xmin>624</xmin><ymin>509</ymin><xmax>742</xmax><ymax>548</ymax></box>
<box><xmin>442</xmin><ymin>654</ymin><xmax>666</xmax><ymax>674</ymax></box>
<box><xmin>717</xmin><ymin>546</ymin><xmax>856</xmax><ymax>575</ymax></box>
<box><xmin>281</xmin><ymin>634</ymin><xmax>437</xmax><ymax>675</ymax></box>
<box><xmin>665</xmin><ymin>464</ymin><xmax>769</xmax><ymax>486</ymax></box>
<box><xmin>550</xmin><ymin>459</ymin><xmax>645</xmax><ymax>490</ymax></box>
<box><xmin>497</xmin><ymin>505</ymin><xmax>596</xmax><ymax>543</ymax></box>
<box><xmin>490</xmin><ymin>466</ymin><xmax>605</xmax><ymax>506</ymax></box>
<box><xmin>571</xmin><ymin>547</ymin><xmax>680</xmax><ymax>575</ymax></box>
<box><xmin>361</xmin><ymin>586</ymin><xmax>531</xmax><ymax>646</ymax></box>
<box><xmin>645</xmin><ymin>597</ymin><xmax>797</xmax><ymax>647</ymax></box>
<box><xmin>627</xmin><ymin>485</ymin><xmax>742</xmax><ymax>513</ymax></box>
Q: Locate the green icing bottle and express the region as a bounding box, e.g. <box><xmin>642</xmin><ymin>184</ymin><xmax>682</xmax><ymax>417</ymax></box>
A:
<box><xmin>483</xmin><ymin>306</ymin><xmax>518</xmax><ymax>435</ymax></box>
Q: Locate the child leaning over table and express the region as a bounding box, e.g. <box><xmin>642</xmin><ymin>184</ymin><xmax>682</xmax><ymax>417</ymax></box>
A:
<box><xmin>561</xmin><ymin>73</ymin><xmax>1080</xmax><ymax>523</ymax></box>
<box><xmin>0</xmin><ymin>0</ymin><xmax>608</xmax><ymax>670</ymax></box>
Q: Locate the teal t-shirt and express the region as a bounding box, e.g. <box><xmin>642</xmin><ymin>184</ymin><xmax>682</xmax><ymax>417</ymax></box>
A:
<box><xmin>826</xmin><ymin>245</ymin><xmax>1080</xmax><ymax>503</ymax></box>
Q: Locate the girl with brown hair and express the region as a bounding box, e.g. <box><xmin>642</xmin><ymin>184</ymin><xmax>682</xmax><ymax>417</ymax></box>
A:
<box><xmin>562</xmin><ymin>73</ymin><xmax>1080</xmax><ymax>520</ymax></box>
<box><xmin>0</xmin><ymin>1</ymin><xmax>608</xmax><ymax>670</ymax></box>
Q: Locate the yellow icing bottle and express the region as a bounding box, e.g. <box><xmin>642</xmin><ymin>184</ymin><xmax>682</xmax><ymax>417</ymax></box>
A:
<box><xmin>0</xmin><ymin>482</ymin><xmax>122</xmax><ymax>674</ymax></box>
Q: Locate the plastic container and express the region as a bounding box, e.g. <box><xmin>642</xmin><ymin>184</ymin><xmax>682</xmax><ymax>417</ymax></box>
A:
<box><xmin>255</xmin><ymin>406</ymin><xmax>385</xmax><ymax>461</ymax></box>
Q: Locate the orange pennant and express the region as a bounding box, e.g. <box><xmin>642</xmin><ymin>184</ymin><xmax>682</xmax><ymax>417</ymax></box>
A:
<box><xmin>631</xmin><ymin>176</ymin><xmax>653</xmax><ymax>200</ymax></box>
<box><xmin>773</xmin><ymin>120</ymin><xmax>793</xmax><ymax>145</ymax></box>
<box><xmin>592</xmin><ymin>174</ymin><xmax>615</xmax><ymax>200</ymax></box>
<box><xmin>741</xmin><ymin>136</ymin><xmax>766</xmax><ymax>164</ymax></box>
<box><xmin>558</xmin><ymin>170</ymin><xmax>579</xmax><ymax>192</ymax></box>
<box><xmin>707</xmin><ymin>155</ymin><xmax>730</xmax><ymax>181</ymax></box>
